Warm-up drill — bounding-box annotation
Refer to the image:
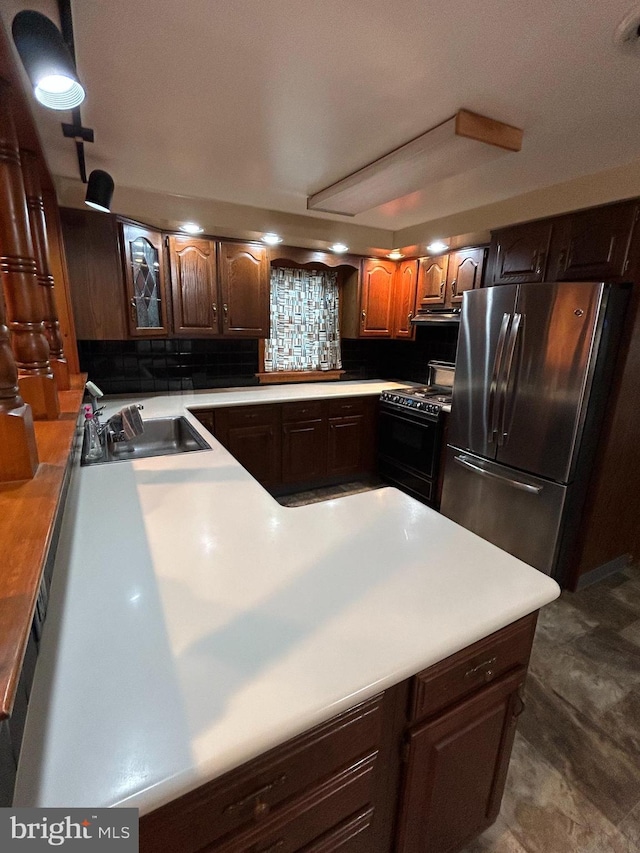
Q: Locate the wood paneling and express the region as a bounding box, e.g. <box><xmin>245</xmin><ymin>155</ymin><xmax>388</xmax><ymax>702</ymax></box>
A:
<box><xmin>42</xmin><ymin>192</ymin><xmax>79</xmax><ymax>374</ymax></box>
<box><xmin>60</xmin><ymin>208</ymin><xmax>128</xmax><ymax>340</ymax></box>
<box><xmin>218</xmin><ymin>242</ymin><xmax>270</xmax><ymax>337</ymax></box>
<box><xmin>168</xmin><ymin>236</ymin><xmax>218</xmax><ymax>335</ymax></box>
<box><xmin>0</xmin><ymin>375</ymin><xmax>85</xmax><ymax>719</ymax></box>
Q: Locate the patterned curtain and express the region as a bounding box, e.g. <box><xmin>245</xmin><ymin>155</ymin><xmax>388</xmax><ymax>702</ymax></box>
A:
<box><xmin>264</xmin><ymin>268</ymin><xmax>341</xmax><ymax>372</ymax></box>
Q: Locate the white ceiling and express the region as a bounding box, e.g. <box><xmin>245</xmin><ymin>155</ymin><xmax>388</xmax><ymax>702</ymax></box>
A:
<box><xmin>3</xmin><ymin>0</ymin><xmax>640</xmax><ymax>244</ymax></box>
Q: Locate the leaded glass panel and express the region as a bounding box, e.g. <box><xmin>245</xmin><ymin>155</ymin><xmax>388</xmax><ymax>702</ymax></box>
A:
<box><xmin>130</xmin><ymin>237</ymin><xmax>162</xmax><ymax>328</ymax></box>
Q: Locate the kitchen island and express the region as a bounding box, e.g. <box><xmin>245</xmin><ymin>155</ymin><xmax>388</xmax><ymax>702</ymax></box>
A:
<box><xmin>13</xmin><ymin>381</ymin><xmax>559</xmax><ymax>851</ymax></box>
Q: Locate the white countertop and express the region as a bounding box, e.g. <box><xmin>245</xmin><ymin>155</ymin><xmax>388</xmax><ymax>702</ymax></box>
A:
<box><xmin>14</xmin><ymin>381</ymin><xmax>559</xmax><ymax>814</ymax></box>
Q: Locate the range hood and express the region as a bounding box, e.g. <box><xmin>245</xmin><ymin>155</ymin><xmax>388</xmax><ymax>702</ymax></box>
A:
<box><xmin>411</xmin><ymin>307</ymin><xmax>461</xmax><ymax>325</ymax></box>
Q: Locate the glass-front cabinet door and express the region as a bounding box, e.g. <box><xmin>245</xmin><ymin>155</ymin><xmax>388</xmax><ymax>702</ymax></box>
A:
<box><xmin>121</xmin><ymin>223</ymin><xmax>169</xmax><ymax>336</ymax></box>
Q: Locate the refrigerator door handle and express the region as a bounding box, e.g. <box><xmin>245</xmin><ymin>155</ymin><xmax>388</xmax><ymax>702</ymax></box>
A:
<box><xmin>497</xmin><ymin>312</ymin><xmax>522</xmax><ymax>447</ymax></box>
<box><xmin>453</xmin><ymin>454</ymin><xmax>543</xmax><ymax>494</ymax></box>
<box><xmin>487</xmin><ymin>312</ymin><xmax>512</xmax><ymax>444</ymax></box>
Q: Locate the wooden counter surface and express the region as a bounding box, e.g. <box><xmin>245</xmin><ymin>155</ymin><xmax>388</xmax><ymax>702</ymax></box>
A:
<box><xmin>0</xmin><ymin>374</ymin><xmax>86</xmax><ymax>720</ymax></box>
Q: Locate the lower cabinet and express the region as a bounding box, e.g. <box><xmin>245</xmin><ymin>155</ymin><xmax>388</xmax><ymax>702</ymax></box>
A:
<box><xmin>214</xmin><ymin>405</ymin><xmax>282</xmax><ymax>488</ymax></box>
<box><xmin>194</xmin><ymin>396</ymin><xmax>377</xmax><ymax>491</ymax></box>
<box><xmin>140</xmin><ymin>614</ymin><xmax>537</xmax><ymax>853</ymax></box>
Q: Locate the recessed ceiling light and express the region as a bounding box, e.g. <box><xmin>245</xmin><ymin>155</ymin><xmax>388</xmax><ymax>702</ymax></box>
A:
<box><xmin>331</xmin><ymin>243</ymin><xmax>349</xmax><ymax>253</ymax></box>
<box><xmin>387</xmin><ymin>250</ymin><xmax>404</xmax><ymax>260</ymax></box>
<box><xmin>262</xmin><ymin>232</ymin><xmax>283</xmax><ymax>245</ymax></box>
<box><xmin>180</xmin><ymin>222</ymin><xmax>203</xmax><ymax>234</ymax></box>
<box><xmin>427</xmin><ymin>240</ymin><xmax>449</xmax><ymax>254</ymax></box>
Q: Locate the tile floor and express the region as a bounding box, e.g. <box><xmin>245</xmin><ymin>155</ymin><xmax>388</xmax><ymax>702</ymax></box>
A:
<box><xmin>278</xmin><ymin>482</ymin><xmax>640</xmax><ymax>853</ymax></box>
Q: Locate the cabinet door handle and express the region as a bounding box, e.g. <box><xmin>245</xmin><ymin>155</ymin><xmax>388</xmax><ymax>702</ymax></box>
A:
<box><xmin>451</xmin><ymin>278</ymin><xmax>457</xmax><ymax>296</ymax></box>
<box><xmin>129</xmin><ymin>297</ymin><xmax>137</xmax><ymax>322</ymax></box>
<box><xmin>222</xmin><ymin>774</ymin><xmax>287</xmax><ymax>814</ymax></box>
<box><xmin>440</xmin><ymin>280</ymin><xmax>446</xmax><ymax>295</ymax></box>
<box><xmin>223</xmin><ymin>303</ymin><xmax>229</xmax><ymax>324</ymax></box>
<box><xmin>407</xmin><ymin>311</ymin><xmax>413</xmax><ymax>324</ymax></box>
<box><xmin>361</xmin><ymin>310</ymin><xmax>366</xmax><ymax>324</ymax></box>
<box><xmin>557</xmin><ymin>248</ymin><xmax>567</xmax><ymax>273</ymax></box>
<box><xmin>535</xmin><ymin>251</ymin><xmax>546</xmax><ymax>276</ymax></box>
<box><xmin>464</xmin><ymin>656</ymin><xmax>497</xmax><ymax>681</ymax></box>
<box><xmin>212</xmin><ymin>303</ymin><xmax>217</xmax><ymax>320</ymax></box>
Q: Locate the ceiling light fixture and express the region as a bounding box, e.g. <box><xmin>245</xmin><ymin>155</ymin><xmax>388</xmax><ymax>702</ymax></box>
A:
<box><xmin>180</xmin><ymin>222</ymin><xmax>204</xmax><ymax>234</ymax></box>
<box><xmin>331</xmin><ymin>243</ymin><xmax>349</xmax><ymax>253</ymax></box>
<box><xmin>427</xmin><ymin>240</ymin><xmax>449</xmax><ymax>254</ymax></box>
<box><xmin>12</xmin><ymin>10</ymin><xmax>85</xmax><ymax>110</ymax></box>
<box><xmin>84</xmin><ymin>169</ymin><xmax>114</xmax><ymax>213</ymax></box>
<box><xmin>387</xmin><ymin>251</ymin><xmax>404</xmax><ymax>261</ymax></box>
<box><xmin>307</xmin><ymin>109</ymin><xmax>523</xmax><ymax>216</ymax></box>
<box><xmin>262</xmin><ymin>233</ymin><xmax>283</xmax><ymax>245</ymax></box>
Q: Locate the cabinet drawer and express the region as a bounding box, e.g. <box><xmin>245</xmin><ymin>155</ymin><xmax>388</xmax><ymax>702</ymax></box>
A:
<box><xmin>219</xmin><ymin>405</ymin><xmax>280</xmax><ymax>428</ymax></box>
<box><xmin>409</xmin><ymin>614</ymin><xmax>536</xmax><ymax>722</ymax></box>
<box><xmin>327</xmin><ymin>397</ymin><xmax>368</xmax><ymax>417</ymax></box>
<box><xmin>209</xmin><ymin>753</ymin><xmax>377</xmax><ymax>852</ymax></box>
<box><xmin>282</xmin><ymin>400</ymin><xmax>325</xmax><ymax>422</ymax></box>
<box><xmin>140</xmin><ymin>694</ymin><xmax>384</xmax><ymax>853</ymax></box>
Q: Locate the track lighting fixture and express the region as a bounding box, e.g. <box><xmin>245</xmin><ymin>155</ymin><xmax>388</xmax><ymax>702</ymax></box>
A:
<box><xmin>12</xmin><ymin>10</ymin><xmax>85</xmax><ymax>110</ymax></box>
<box><xmin>85</xmin><ymin>170</ymin><xmax>115</xmax><ymax>213</ymax></box>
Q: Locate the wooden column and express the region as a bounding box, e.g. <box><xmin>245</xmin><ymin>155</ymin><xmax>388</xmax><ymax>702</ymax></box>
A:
<box><xmin>0</xmin><ymin>284</ymin><xmax>39</xmax><ymax>481</ymax></box>
<box><xmin>0</xmin><ymin>81</ymin><xmax>59</xmax><ymax>420</ymax></box>
<box><xmin>21</xmin><ymin>150</ymin><xmax>70</xmax><ymax>390</ymax></box>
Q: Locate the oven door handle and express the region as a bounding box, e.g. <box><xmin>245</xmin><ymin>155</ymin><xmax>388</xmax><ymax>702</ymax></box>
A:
<box><xmin>487</xmin><ymin>313</ymin><xmax>512</xmax><ymax>444</ymax></box>
<box><xmin>453</xmin><ymin>455</ymin><xmax>542</xmax><ymax>494</ymax></box>
<box><xmin>379</xmin><ymin>407</ymin><xmax>439</xmax><ymax>427</ymax></box>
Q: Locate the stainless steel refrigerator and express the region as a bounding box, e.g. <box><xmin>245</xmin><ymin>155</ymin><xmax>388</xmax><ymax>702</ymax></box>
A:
<box><xmin>440</xmin><ymin>281</ymin><xmax>629</xmax><ymax>581</ymax></box>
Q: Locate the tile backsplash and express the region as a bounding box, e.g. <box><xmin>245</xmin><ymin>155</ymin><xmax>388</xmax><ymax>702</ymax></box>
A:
<box><xmin>78</xmin><ymin>326</ymin><xmax>459</xmax><ymax>394</ymax></box>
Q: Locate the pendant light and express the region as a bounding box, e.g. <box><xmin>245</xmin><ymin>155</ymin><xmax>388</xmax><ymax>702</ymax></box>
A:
<box><xmin>85</xmin><ymin>170</ymin><xmax>115</xmax><ymax>213</ymax></box>
<box><xmin>12</xmin><ymin>10</ymin><xmax>85</xmax><ymax>110</ymax></box>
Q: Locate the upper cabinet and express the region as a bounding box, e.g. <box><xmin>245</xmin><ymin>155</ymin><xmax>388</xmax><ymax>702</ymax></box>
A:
<box><xmin>122</xmin><ymin>223</ymin><xmax>170</xmax><ymax>337</ymax></box>
<box><xmin>359</xmin><ymin>258</ymin><xmax>396</xmax><ymax>337</ymax></box>
<box><xmin>393</xmin><ymin>259</ymin><xmax>419</xmax><ymax>339</ymax></box>
<box><xmin>487</xmin><ymin>221</ymin><xmax>553</xmax><ymax>286</ymax></box>
<box><xmin>168</xmin><ymin>236</ymin><xmax>218</xmax><ymax>336</ymax></box>
<box><xmin>487</xmin><ymin>200</ymin><xmax>639</xmax><ymax>288</ymax></box>
<box><xmin>417</xmin><ymin>255</ymin><xmax>449</xmax><ymax>306</ymax></box>
<box><xmin>549</xmin><ymin>201</ymin><xmax>638</xmax><ymax>281</ymax></box>
<box><xmin>416</xmin><ymin>248</ymin><xmax>486</xmax><ymax>310</ymax></box>
<box><xmin>448</xmin><ymin>247</ymin><xmax>486</xmax><ymax>304</ymax></box>
<box><xmin>218</xmin><ymin>242</ymin><xmax>270</xmax><ymax>337</ymax></box>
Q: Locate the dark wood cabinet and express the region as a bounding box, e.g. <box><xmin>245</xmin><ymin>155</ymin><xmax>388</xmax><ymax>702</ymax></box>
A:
<box><xmin>393</xmin><ymin>260</ymin><xmax>419</xmax><ymax>339</ymax></box>
<box><xmin>397</xmin><ymin>669</ymin><xmax>525</xmax><ymax>853</ymax></box>
<box><xmin>416</xmin><ymin>255</ymin><xmax>449</xmax><ymax>307</ymax></box>
<box><xmin>140</xmin><ymin>614</ymin><xmax>538</xmax><ymax>853</ymax></box>
<box><xmin>121</xmin><ymin>223</ymin><xmax>170</xmax><ymax>336</ymax></box>
<box><xmin>448</xmin><ymin>247</ymin><xmax>486</xmax><ymax>304</ymax></box>
<box><xmin>281</xmin><ymin>400</ymin><xmax>327</xmax><ymax>485</ymax></box>
<box><xmin>168</xmin><ymin>236</ymin><xmax>218</xmax><ymax>335</ymax></box>
<box><xmin>195</xmin><ymin>396</ymin><xmax>376</xmax><ymax>491</ymax></box>
<box><xmin>549</xmin><ymin>201</ymin><xmax>638</xmax><ymax>281</ymax></box>
<box><xmin>359</xmin><ymin>259</ymin><xmax>396</xmax><ymax>337</ymax></box>
<box><xmin>60</xmin><ymin>208</ymin><xmax>128</xmax><ymax>340</ymax></box>
<box><xmin>214</xmin><ymin>404</ymin><xmax>281</xmax><ymax>487</ymax></box>
<box><xmin>487</xmin><ymin>220</ymin><xmax>554</xmax><ymax>285</ymax></box>
<box><xmin>218</xmin><ymin>241</ymin><xmax>270</xmax><ymax>337</ymax></box>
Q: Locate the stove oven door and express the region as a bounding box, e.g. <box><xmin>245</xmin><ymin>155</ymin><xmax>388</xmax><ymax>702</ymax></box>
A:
<box><xmin>378</xmin><ymin>404</ymin><xmax>441</xmax><ymax>505</ymax></box>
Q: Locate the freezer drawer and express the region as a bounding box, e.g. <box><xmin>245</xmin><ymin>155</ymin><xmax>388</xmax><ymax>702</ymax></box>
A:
<box><xmin>440</xmin><ymin>447</ymin><xmax>567</xmax><ymax>575</ymax></box>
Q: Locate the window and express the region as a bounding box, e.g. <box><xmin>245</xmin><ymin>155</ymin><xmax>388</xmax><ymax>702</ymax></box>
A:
<box><xmin>261</xmin><ymin>267</ymin><xmax>342</xmax><ymax>381</ymax></box>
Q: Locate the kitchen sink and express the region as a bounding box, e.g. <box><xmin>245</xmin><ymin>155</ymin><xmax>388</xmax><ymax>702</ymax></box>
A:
<box><xmin>81</xmin><ymin>416</ymin><xmax>211</xmax><ymax>465</ymax></box>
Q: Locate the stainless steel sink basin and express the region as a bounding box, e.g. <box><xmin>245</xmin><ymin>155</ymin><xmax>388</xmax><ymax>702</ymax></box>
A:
<box><xmin>81</xmin><ymin>416</ymin><xmax>210</xmax><ymax>465</ymax></box>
